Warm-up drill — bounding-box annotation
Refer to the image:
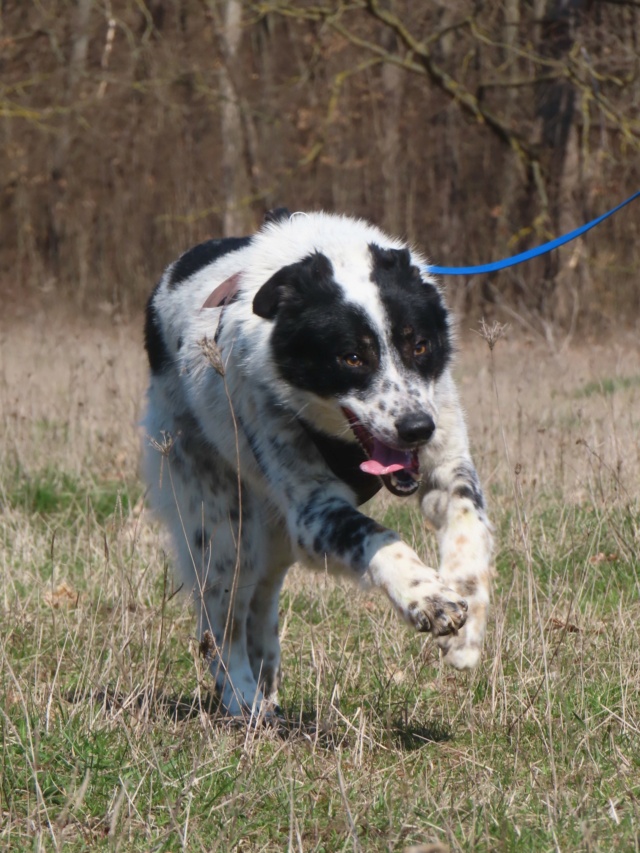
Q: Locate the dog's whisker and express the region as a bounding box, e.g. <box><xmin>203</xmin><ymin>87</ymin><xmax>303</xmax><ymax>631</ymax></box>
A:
<box><xmin>287</xmin><ymin>403</ymin><xmax>310</xmax><ymax>424</ymax></box>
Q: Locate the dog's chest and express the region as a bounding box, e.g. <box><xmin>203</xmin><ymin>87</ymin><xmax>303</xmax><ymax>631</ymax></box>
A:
<box><xmin>301</xmin><ymin>422</ymin><xmax>382</xmax><ymax>505</ymax></box>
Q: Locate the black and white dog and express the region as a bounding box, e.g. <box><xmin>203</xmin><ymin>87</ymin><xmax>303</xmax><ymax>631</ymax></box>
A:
<box><xmin>142</xmin><ymin>209</ymin><xmax>493</xmax><ymax>717</ymax></box>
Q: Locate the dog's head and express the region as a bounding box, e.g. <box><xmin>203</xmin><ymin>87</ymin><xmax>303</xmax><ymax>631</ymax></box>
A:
<box><xmin>252</xmin><ymin>220</ymin><xmax>452</xmax><ymax>496</ymax></box>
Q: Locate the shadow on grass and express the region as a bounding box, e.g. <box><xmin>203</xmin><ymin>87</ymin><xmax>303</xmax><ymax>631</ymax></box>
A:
<box><xmin>65</xmin><ymin>689</ymin><xmax>453</xmax><ymax>750</ymax></box>
<box><xmin>66</xmin><ymin>686</ymin><xmax>222</xmax><ymax>722</ymax></box>
<box><xmin>65</xmin><ymin>688</ymin><xmax>344</xmax><ymax>746</ymax></box>
<box><xmin>390</xmin><ymin>719</ymin><xmax>453</xmax><ymax>750</ymax></box>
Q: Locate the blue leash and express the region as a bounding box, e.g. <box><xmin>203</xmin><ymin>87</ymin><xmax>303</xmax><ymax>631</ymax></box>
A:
<box><xmin>425</xmin><ymin>190</ymin><xmax>640</xmax><ymax>276</ymax></box>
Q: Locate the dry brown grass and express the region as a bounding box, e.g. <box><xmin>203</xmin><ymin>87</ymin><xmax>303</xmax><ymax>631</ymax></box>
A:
<box><xmin>5</xmin><ymin>313</ymin><xmax>638</xmax><ymax>549</ymax></box>
<box><xmin>0</xmin><ymin>313</ymin><xmax>144</xmax><ymax>477</ymax></box>
<box><xmin>1</xmin><ymin>314</ymin><xmax>639</xmax><ymax>851</ymax></box>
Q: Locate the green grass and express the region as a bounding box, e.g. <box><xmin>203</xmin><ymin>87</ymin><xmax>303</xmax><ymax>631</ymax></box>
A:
<box><xmin>2</xmin><ymin>463</ymin><xmax>639</xmax><ymax>851</ymax></box>
<box><xmin>573</xmin><ymin>374</ymin><xmax>640</xmax><ymax>399</ymax></box>
<box><xmin>3</xmin><ymin>464</ymin><xmax>139</xmax><ymax>523</ymax></box>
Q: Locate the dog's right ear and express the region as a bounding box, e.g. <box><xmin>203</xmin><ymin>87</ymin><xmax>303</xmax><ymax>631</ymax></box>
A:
<box><xmin>253</xmin><ymin>252</ymin><xmax>333</xmax><ymax>320</ymax></box>
<box><xmin>252</xmin><ymin>267</ymin><xmax>292</xmax><ymax>320</ymax></box>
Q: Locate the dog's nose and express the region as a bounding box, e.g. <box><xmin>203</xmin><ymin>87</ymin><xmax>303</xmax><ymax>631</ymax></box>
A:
<box><xmin>395</xmin><ymin>412</ymin><xmax>436</xmax><ymax>445</ymax></box>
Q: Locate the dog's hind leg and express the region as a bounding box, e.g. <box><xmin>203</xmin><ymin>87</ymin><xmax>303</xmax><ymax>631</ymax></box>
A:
<box><xmin>192</xmin><ymin>511</ymin><xmax>269</xmax><ymax>718</ymax></box>
<box><xmin>245</xmin><ymin>524</ymin><xmax>292</xmax><ymax>706</ymax></box>
<box><xmin>144</xmin><ymin>426</ymin><xmax>272</xmax><ymax>717</ymax></box>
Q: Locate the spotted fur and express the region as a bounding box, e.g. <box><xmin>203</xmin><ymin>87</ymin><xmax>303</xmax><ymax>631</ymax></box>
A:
<box><xmin>142</xmin><ymin>210</ymin><xmax>493</xmax><ymax>717</ymax></box>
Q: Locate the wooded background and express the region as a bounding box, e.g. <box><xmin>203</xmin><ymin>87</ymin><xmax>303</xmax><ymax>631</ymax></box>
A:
<box><xmin>3</xmin><ymin>0</ymin><xmax>639</xmax><ymax>331</ymax></box>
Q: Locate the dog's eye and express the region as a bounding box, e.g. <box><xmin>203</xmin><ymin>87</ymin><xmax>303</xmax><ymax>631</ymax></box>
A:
<box><xmin>414</xmin><ymin>341</ymin><xmax>429</xmax><ymax>357</ymax></box>
<box><xmin>342</xmin><ymin>353</ymin><xmax>364</xmax><ymax>368</ymax></box>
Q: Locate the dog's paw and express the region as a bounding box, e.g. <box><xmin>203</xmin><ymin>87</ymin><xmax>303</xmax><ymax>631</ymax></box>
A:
<box><xmin>435</xmin><ymin>597</ymin><xmax>488</xmax><ymax>668</ymax></box>
<box><xmin>438</xmin><ymin>633</ymin><xmax>481</xmax><ymax>668</ymax></box>
<box><xmin>403</xmin><ymin>589</ymin><xmax>468</xmax><ymax>637</ymax></box>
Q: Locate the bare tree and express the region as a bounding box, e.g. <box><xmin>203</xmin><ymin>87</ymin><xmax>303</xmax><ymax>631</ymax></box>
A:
<box><xmin>1</xmin><ymin>0</ymin><xmax>639</xmax><ymax>326</ymax></box>
<box><xmin>215</xmin><ymin>0</ymin><xmax>252</xmax><ymax>235</ymax></box>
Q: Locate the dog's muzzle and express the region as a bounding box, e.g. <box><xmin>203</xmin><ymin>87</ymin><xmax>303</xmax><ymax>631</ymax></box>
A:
<box><xmin>342</xmin><ymin>408</ymin><xmax>424</xmax><ymax>497</ymax></box>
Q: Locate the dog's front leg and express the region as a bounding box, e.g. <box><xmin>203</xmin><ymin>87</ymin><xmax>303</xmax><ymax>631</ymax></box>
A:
<box><xmin>431</xmin><ymin>478</ymin><xmax>493</xmax><ymax>668</ymax></box>
<box><xmin>420</xmin><ymin>393</ymin><xmax>494</xmax><ymax>668</ymax></box>
<box><xmin>291</xmin><ymin>492</ymin><xmax>468</xmax><ymax>638</ymax></box>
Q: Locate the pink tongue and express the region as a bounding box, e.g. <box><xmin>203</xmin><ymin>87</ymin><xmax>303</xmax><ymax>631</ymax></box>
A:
<box><xmin>359</xmin><ymin>439</ymin><xmax>413</xmax><ymax>476</ymax></box>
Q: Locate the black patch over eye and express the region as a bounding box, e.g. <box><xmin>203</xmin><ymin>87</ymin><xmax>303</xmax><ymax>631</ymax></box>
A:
<box><xmin>265</xmin><ymin>252</ymin><xmax>381</xmax><ymax>397</ymax></box>
<box><xmin>369</xmin><ymin>243</ymin><xmax>452</xmax><ymax>380</ymax></box>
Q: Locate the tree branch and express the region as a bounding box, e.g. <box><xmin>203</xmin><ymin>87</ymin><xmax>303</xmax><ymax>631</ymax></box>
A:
<box><xmin>363</xmin><ymin>0</ymin><xmax>538</xmax><ymax>162</ymax></box>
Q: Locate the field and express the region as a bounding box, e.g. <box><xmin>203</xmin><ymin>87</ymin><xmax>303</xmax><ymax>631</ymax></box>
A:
<box><xmin>1</xmin><ymin>314</ymin><xmax>639</xmax><ymax>852</ymax></box>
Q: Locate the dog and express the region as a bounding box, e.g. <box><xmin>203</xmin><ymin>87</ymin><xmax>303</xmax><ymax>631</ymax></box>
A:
<box><xmin>142</xmin><ymin>208</ymin><xmax>493</xmax><ymax>717</ymax></box>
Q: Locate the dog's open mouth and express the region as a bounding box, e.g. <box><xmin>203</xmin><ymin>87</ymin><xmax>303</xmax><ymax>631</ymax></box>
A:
<box><xmin>342</xmin><ymin>408</ymin><xmax>421</xmax><ymax>497</ymax></box>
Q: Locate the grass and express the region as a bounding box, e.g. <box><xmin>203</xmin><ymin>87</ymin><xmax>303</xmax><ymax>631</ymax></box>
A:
<box><xmin>1</xmin><ymin>317</ymin><xmax>640</xmax><ymax>851</ymax></box>
<box><xmin>4</xmin><ymin>465</ymin><xmax>139</xmax><ymax>522</ymax></box>
<box><xmin>573</xmin><ymin>374</ymin><xmax>640</xmax><ymax>399</ymax></box>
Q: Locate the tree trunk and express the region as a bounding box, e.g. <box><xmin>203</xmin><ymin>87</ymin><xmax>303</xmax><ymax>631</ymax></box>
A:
<box><xmin>219</xmin><ymin>0</ymin><xmax>251</xmax><ymax>236</ymax></box>
<box><xmin>534</xmin><ymin>0</ymin><xmax>587</xmax><ymax>321</ymax></box>
<box><xmin>48</xmin><ymin>0</ymin><xmax>94</xmax><ymax>294</ymax></box>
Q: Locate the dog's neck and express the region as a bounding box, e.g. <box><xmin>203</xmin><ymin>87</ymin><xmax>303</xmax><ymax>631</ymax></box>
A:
<box><xmin>299</xmin><ymin>420</ymin><xmax>383</xmax><ymax>506</ymax></box>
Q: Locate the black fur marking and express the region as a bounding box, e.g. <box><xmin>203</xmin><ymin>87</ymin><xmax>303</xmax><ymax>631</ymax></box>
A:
<box><xmin>298</xmin><ymin>498</ymin><xmax>389</xmax><ymax>569</ymax></box>
<box><xmin>175</xmin><ymin>412</ymin><xmax>222</xmax><ymax>480</ymax></box>
<box><xmin>452</xmin><ymin>464</ymin><xmax>485</xmax><ymax>510</ymax></box>
<box><xmin>260</xmin><ymin>666</ymin><xmax>276</xmax><ymax>695</ymax></box>
<box><xmin>194</xmin><ymin>527</ymin><xmax>210</xmax><ymax>551</ymax></box>
<box><xmin>453</xmin><ymin>483</ymin><xmax>485</xmax><ymax>510</ymax></box>
<box><xmin>168</xmin><ymin>237</ymin><xmax>252</xmax><ymax>289</ymax></box>
<box><xmin>300</xmin><ymin>421</ymin><xmax>382</xmax><ymax>506</ymax></box>
<box><xmin>145</xmin><ymin>286</ymin><xmax>171</xmax><ymax>374</ymax></box>
<box><xmin>369</xmin><ymin>244</ymin><xmax>452</xmax><ymax>380</ymax></box>
<box><xmin>257</xmin><ymin>252</ymin><xmax>381</xmax><ymax>397</ymax></box>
